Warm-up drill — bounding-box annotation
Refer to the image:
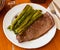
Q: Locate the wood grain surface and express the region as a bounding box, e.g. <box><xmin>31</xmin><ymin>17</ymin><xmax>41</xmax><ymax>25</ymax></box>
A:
<box><xmin>0</xmin><ymin>0</ymin><xmax>60</xmax><ymax>50</ymax></box>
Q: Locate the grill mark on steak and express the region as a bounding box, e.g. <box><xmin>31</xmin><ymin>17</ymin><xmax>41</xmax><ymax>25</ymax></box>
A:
<box><xmin>16</xmin><ymin>12</ymin><xmax>55</xmax><ymax>43</ymax></box>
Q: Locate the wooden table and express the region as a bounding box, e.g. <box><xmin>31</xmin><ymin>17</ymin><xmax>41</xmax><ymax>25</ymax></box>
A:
<box><xmin>0</xmin><ymin>0</ymin><xmax>60</xmax><ymax>50</ymax></box>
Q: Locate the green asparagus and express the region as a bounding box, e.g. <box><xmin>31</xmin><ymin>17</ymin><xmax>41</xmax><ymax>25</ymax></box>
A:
<box><xmin>14</xmin><ymin>6</ymin><xmax>33</xmax><ymax>29</ymax></box>
<box><xmin>10</xmin><ymin>5</ymin><xmax>31</xmax><ymax>30</ymax></box>
<box><xmin>15</xmin><ymin>10</ymin><xmax>43</xmax><ymax>34</ymax></box>
<box><xmin>20</xmin><ymin>13</ymin><xmax>43</xmax><ymax>35</ymax></box>
<box><xmin>15</xmin><ymin>10</ymin><xmax>37</xmax><ymax>33</ymax></box>
<box><xmin>7</xmin><ymin>4</ymin><xmax>43</xmax><ymax>35</ymax></box>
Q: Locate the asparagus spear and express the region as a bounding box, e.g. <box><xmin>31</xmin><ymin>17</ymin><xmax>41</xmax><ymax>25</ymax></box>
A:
<box><xmin>14</xmin><ymin>6</ymin><xmax>33</xmax><ymax>29</ymax></box>
<box><xmin>10</xmin><ymin>5</ymin><xmax>31</xmax><ymax>30</ymax></box>
<box><xmin>15</xmin><ymin>10</ymin><xmax>37</xmax><ymax>33</ymax></box>
<box><xmin>20</xmin><ymin>13</ymin><xmax>43</xmax><ymax>35</ymax></box>
<box><xmin>15</xmin><ymin>10</ymin><xmax>43</xmax><ymax>34</ymax></box>
<box><xmin>7</xmin><ymin>25</ymin><xmax>11</xmax><ymax>30</ymax></box>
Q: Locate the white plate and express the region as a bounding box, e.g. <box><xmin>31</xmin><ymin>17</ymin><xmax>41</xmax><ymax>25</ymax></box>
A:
<box><xmin>3</xmin><ymin>3</ymin><xmax>56</xmax><ymax>49</ymax></box>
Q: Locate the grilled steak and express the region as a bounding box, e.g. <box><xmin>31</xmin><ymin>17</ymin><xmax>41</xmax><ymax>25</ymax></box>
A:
<box><xmin>16</xmin><ymin>12</ymin><xmax>55</xmax><ymax>43</ymax></box>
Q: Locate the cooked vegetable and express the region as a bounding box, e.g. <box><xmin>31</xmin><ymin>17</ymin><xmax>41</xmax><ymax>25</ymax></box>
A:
<box><xmin>10</xmin><ymin>5</ymin><xmax>31</xmax><ymax>30</ymax></box>
<box><xmin>15</xmin><ymin>10</ymin><xmax>43</xmax><ymax>34</ymax></box>
<box><xmin>14</xmin><ymin>6</ymin><xmax>33</xmax><ymax>29</ymax></box>
<box><xmin>15</xmin><ymin>10</ymin><xmax>37</xmax><ymax>33</ymax></box>
<box><xmin>7</xmin><ymin>5</ymin><xmax>43</xmax><ymax>35</ymax></box>
<box><xmin>7</xmin><ymin>25</ymin><xmax>11</xmax><ymax>30</ymax></box>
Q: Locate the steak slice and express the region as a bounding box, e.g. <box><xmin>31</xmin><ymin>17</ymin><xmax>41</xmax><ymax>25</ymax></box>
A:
<box><xmin>16</xmin><ymin>12</ymin><xmax>55</xmax><ymax>43</ymax></box>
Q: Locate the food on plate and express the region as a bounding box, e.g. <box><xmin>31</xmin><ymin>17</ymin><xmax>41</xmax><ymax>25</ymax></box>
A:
<box><xmin>8</xmin><ymin>5</ymin><xmax>55</xmax><ymax>43</ymax></box>
<box><xmin>8</xmin><ymin>5</ymin><xmax>42</xmax><ymax>34</ymax></box>
<box><xmin>8</xmin><ymin>5</ymin><xmax>33</xmax><ymax>30</ymax></box>
<box><xmin>16</xmin><ymin>12</ymin><xmax>55</xmax><ymax>42</ymax></box>
<box><xmin>15</xmin><ymin>10</ymin><xmax>42</xmax><ymax>35</ymax></box>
